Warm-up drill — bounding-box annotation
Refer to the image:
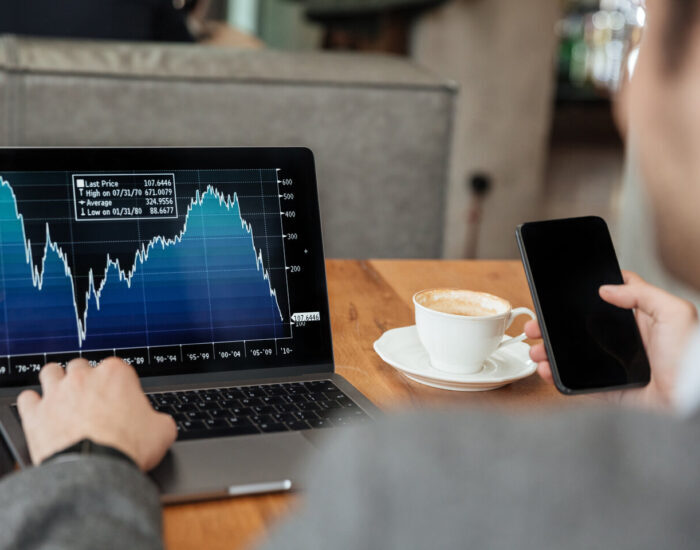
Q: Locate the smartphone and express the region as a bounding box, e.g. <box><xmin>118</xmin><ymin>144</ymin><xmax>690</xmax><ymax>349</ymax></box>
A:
<box><xmin>516</xmin><ymin>216</ymin><xmax>650</xmax><ymax>395</ymax></box>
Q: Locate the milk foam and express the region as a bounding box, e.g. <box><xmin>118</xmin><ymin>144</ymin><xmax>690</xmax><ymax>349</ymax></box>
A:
<box><xmin>415</xmin><ymin>289</ymin><xmax>509</xmax><ymax>317</ymax></box>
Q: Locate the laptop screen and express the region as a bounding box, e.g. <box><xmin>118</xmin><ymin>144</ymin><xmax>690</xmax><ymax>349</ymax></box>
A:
<box><xmin>0</xmin><ymin>148</ymin><xmax>333</xmax><ymax>388</ymax></box>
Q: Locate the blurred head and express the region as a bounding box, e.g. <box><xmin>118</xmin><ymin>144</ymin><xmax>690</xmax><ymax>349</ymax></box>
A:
<box><xmin>629</xmin><ymin>0</ymin><xmax>700</xmax><ymax>289</ymax></box>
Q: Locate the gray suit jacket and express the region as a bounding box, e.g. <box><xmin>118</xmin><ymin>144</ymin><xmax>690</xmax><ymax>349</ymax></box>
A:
<box><xmin>0</xmin><ymin>455</ymin><xmax>163</xmax><ymax>550</ymax></box>
<box><xmin>1</xmin><ymin>408</ymin><xmax>698</xmax><ymax>549</ymax></box>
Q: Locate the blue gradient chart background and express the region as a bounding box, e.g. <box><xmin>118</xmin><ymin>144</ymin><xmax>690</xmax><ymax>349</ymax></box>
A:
<box><xmin>0</xmin><ymin>173</ymin><xmax>287</xmax><ymax>357</ymax></box>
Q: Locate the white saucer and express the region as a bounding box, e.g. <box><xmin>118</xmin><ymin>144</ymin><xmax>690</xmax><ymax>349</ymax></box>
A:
<box><xmin>373</xmin><ymin>325</ymin><xmax>537</xmax><ymax>391</ymax></box>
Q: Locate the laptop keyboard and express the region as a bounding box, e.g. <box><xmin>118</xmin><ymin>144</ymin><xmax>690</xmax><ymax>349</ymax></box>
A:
<box><xmin>147</xmin><ymin>380</ymin><xmax>370</xmax><ymax>441</ymax></box>
<box><xmin>11</xmin><ymin>380</ymin><xmax>370</xmax><ymax>441</ymax></box>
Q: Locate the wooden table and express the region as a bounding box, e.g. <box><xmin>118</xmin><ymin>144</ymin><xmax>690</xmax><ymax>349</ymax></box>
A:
<box><xmin>163</xmin><ymin>260</ymin><xmax>590</xmax><ymax>549</ymax></box>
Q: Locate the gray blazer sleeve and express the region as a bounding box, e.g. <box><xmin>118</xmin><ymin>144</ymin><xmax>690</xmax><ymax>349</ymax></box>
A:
<box><xmin>0</xmin><ymin>456</ymin><xmax>163</xmax><ymax>550</ymax></box>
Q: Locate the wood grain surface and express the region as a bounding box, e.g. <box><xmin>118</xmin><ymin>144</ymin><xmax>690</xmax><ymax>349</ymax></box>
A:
<box><xmin>163</xmin><ymin>260</ymin><xmax>588</xmax><ymax>549</ymax></box>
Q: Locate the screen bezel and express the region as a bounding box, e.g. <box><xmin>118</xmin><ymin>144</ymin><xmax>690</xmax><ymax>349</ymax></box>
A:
<box><xmin>0</xmin><ymin>147</ymin><xmax>334</xmax><ymax>396</ymax></box>
<box><xmin>516</xmin><ymin>216</ymin><xmax>651</xmax><ymax>395</ymax></box>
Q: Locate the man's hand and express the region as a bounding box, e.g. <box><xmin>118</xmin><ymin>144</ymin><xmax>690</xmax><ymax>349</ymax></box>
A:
<box><xmin>525</xmin><ymin>271</ymin><xmax>698</xmax><ymax>410</ymax></box>
<box><xmin>16</xmin><ymin>357</ymin><xmax>177</xmax><ymax>471</ymax></box>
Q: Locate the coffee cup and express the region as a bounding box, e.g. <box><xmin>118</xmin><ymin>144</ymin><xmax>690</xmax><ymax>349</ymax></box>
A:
<box><xmin>413</xmin><ymin>289</ymin><xmax>536</xmax><ymax>374</ymax></box>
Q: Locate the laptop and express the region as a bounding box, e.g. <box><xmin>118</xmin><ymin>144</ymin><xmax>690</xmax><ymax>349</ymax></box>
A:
<box><xmin>0</xmin><ymin>147</ymin><xmax>379</xmax><ymax>503</ymax></box>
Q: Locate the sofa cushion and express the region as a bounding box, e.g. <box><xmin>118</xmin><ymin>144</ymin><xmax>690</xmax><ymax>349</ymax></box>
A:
<box><xmin>0</xmin><ymin>36</ymin><xmax>455</xmax><ymax>258</ymax></box>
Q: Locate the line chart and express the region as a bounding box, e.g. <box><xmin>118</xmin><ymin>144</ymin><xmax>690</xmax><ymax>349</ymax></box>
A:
<box><xmin>0</xmin><ymin>169</ymin><xmax>291</xmax><ymax>362</ymax></box>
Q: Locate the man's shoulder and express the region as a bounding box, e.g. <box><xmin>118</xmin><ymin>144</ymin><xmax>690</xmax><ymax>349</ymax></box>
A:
<box><xmin>337</xmin><ymin>406</ymin><xmax>700</xmax><ymax>461</ymax></box>
<box><xmin>263</xmin><ymin>407</ymin><xmax>700</xmax><ymax>550</ymax></box>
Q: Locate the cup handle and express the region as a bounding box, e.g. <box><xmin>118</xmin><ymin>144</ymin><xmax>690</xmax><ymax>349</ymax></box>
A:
<box><xmin>497</xmin><ymin>307</ymin><xmax>537</xmax><ymax>349</ymax></box>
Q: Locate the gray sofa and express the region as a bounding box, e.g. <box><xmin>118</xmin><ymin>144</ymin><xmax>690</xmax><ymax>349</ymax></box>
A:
<box><xmin>0</xmin><ymin>35</ymin><xmax>455</xmax><ymax>258</ymax></box>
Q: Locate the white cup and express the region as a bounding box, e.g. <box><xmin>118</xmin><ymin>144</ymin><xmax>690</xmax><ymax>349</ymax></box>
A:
<box><xmin>413</xmin><ymin>289</ymin><xmax>536</xmax><ymax>374</ymax></box>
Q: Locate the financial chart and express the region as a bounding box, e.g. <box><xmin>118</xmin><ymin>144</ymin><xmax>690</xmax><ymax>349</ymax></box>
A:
<box><xmin>0</xmin><ymin>167</ymin><xmax>310</xmax><ymax>378</ymax></box>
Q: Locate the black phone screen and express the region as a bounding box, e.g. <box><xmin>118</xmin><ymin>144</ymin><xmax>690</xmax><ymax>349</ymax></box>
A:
<box><xmin>517</xmin><ymin>216</ymin><xmax>650</xmax><ymax>393</ymax></box>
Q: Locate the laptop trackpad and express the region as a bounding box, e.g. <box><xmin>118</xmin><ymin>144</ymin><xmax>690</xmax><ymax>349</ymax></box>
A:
<box><xmin>151</xmin><ymin>432</ymin><xmax>315</xmax><ymax>504</ymax></box>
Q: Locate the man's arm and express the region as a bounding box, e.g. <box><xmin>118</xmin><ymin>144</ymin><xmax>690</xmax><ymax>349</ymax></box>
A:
<box><xmin>0</xmin><ymin>357</ymin><xmax>176</xmax><ymax>550</ymax></box>
<box><xmin>0</xmin><ymin>456</ymin><xmax>162</xmax><ymax>550</ymax></box>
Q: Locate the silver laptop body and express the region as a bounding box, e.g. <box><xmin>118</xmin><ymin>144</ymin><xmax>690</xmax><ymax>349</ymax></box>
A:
<box><xmin>0</xmin><ymin>147</ymin><xmax>379</xmax><ymax>503</ymax></box>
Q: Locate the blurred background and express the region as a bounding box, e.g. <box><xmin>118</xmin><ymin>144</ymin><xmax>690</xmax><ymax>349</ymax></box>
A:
<box><xmin>1</xmin><ymin>0</ymin><xmax>661</xmax><ymax>273</ymax></box>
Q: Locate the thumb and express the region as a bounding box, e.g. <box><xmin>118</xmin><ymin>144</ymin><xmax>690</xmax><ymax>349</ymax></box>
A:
<box><xmin>599</xmin><ymin>279</ymin><xmax>671</xmax><ymax>320</ymax></box>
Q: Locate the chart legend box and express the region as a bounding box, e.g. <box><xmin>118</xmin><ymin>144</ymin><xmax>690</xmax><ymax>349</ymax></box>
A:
<box><xmin>71</xmin><ymin>173</ymin><xmax>178</xmax><ymax>221</ymax></box>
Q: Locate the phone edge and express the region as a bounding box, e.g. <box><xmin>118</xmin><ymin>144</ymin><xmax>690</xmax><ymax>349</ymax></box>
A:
<box><xmin>515</xmin><ymin>225</ymin><xmax>575</xmax><ymax>396</ymax></box>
